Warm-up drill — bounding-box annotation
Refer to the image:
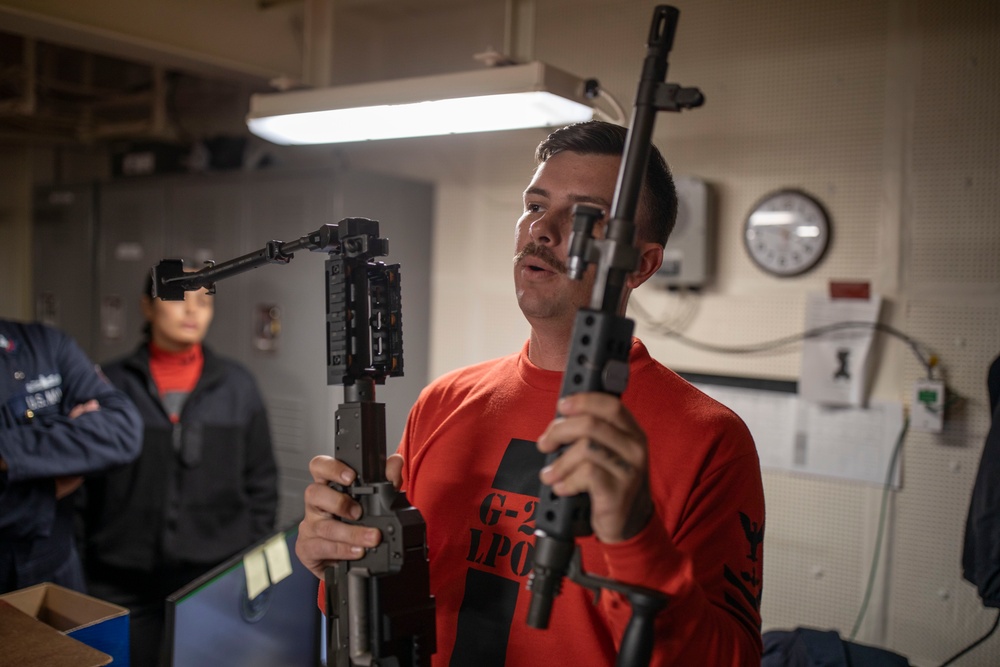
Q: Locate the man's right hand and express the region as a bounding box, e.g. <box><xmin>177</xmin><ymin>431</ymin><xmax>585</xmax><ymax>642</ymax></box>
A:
<box><xmin>68</xmin><ymin>399</ymin><xmax>100</xmax><ymax>419</ymax></box>
<box><xmin>48</xmin><ymin>400</ymin><xmax>101</xmax><ymax>498</ymax></box>
<box><xmin>55</xmin><ymin>475</ymin><xmax>84</xmax><ymax>499</ymax></box>
<box><xmin>295</xmin><ymin>454</ymin><xmax>404</xmax><ymax>580</ymax></box>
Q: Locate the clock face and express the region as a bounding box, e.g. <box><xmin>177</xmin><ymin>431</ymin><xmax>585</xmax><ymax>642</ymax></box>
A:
<box><xmin>743</xmin><ymin>189</ymin><xmax>831</xmax><ymax>277</ymax></box>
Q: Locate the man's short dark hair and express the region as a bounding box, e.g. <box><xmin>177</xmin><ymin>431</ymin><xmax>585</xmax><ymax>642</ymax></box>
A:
<box><xmin>534</xmin><ymin>120</ymin><xmax>677</xmax><ymax>247</ymax></box>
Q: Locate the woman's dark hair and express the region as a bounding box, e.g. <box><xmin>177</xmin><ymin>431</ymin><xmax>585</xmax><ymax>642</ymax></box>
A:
<box><xmin>534</xmin><ymin>120</ymin><xmax>677</xmax><ymax>247</ymax></box>
<box><xmin>141</xmin><ymin>272</ymin><xmax>155</xmax><ymax>340</ymax></box>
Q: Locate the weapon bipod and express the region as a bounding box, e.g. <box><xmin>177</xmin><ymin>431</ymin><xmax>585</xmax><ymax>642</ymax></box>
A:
<box><xmin>569</xmin><ymin>549</ymin><xmax>668</xmax><ymax>667</ymax></box>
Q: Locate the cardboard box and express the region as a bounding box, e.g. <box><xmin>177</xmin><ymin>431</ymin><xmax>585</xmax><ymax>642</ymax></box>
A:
<box><xmin>0</xmin><ymin>583</ymin><xmax>129</xmax><ymax>665</ymax></box>
<box><xmin>0</xmin><ymin>600</ymin><xmax>112</xmax><ymax>666</ymax></box>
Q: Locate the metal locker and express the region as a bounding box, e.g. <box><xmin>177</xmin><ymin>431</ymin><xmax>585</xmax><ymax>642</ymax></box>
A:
<box><xmin>94</xmin><ymin>180</ymin><xmax>168</xmax><ymax>365</ymax></box>
<box><xmin>55</xmin><ymin>168</ymin><xmax>433</xmax><ymax>528</ymax></box>
<box><xmin>32</xmin><ymin>185</ymin><xmax>98</xmax><ymax>356</ymax></box>
<box><xmin>165</xmin><ymin>177</ymin><xmax>246</xmax><ymax>356</ymax></box>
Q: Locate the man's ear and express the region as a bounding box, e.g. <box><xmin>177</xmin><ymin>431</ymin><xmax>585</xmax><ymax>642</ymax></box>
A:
<box><xmin>627</xmin><ymin>242</ymin><xmax>664</xmax><ymax>290</ymax></box>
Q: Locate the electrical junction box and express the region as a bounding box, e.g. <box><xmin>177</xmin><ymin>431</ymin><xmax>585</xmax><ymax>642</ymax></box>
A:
<box><xmin>912</xmin><ymin>378</ymin><xmax>945</xmax><ymax>433</ymax></box>
<box><xmin>654</xmin><ymin>176</ymin><xmax>713</xmax><ymax>289</ymax></box>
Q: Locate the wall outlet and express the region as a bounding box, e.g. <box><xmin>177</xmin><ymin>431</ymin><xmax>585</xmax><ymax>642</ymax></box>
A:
<box><xmin>911</xmin><ymin>379</ymin><xmax>945</xmax><ymax>433</ymax></box>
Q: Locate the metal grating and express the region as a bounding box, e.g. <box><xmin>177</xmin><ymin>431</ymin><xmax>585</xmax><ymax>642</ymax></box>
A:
<box><xmin>908</xmin><ymin>3</ymin><xmax>1000</xmax><ymax>286</ymax></box>
<box><xmin>761</xmin><ymin>471</ymin><xmax>872</xmax><ymax>632</ymax></box>
<box><xmin>889</xmin><ymin>298</ymin><xmax>1000</xmax><ymax>663</ymax></box>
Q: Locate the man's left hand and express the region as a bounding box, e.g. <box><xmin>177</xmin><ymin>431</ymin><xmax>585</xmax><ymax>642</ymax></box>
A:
<box><xmin>50</xmin><ymin>400</ymin><xmax>101</xmax><ymax>498</ymax></box>
<box><xmin>537</xmin><ymin>392</ymin><xmax>654</xmax><ymax>543</ymax></box>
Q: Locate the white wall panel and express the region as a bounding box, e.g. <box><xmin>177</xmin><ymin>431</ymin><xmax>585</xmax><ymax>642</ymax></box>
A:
<box><xmin>328</xmin><ymin>4</ymin><xmax>1000</xmax><ymax>662</ymax></box>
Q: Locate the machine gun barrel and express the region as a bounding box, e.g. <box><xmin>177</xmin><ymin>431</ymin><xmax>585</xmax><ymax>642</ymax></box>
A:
<box><xmin>528</xmin><ymin>6</ymin><xmax>701</xmax><ymax>665</ymax></box>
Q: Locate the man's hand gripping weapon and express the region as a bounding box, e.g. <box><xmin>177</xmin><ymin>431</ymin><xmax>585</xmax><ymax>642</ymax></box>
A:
<box><xmin>526</xmin><ymin>6</ymin><xmax>703</xmax><ymax>667</ymax></box>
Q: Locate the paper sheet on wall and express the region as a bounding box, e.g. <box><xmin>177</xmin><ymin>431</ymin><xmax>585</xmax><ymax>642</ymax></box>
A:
<box><xmin>795</xmin><ymin>400</ymin><xmax>905</xmax><ymax>487</ymax></box>
<box><xmin>799</xmin><ymin>292</ymin><xmax>882</xmax><ymax>407</ymax></box>
<box><xmin>694</xmin><ymin>382</ymin><xmax>905</xmax><ymax>488</ymax></box>
<box><xmin>690</xmin><ymin>384</ymin><xmax>799</xmax><ymax>471</ymax></box>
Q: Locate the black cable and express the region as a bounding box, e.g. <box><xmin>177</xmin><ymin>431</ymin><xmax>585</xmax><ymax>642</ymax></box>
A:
<box><xmin>937</xmin><ymin>609</ymin><xmax>1000</xmax><ymax>666</ymax></box>
<box><xmin>629</xmin><ymin>297</ymin><xmax>937</xmax><ymax>377</ymax></box>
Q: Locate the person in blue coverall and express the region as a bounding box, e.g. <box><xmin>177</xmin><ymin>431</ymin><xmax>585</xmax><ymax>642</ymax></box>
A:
<box><xmin>0</xmin><ymin>319</ymin><xmax>142</xmax><ymax>594</ymax></box>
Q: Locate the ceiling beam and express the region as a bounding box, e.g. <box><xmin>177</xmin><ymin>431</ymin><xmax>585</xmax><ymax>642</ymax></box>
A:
<box><xmin>0</xmin><ymin>2</ymin><xmax>301</xmax><ymax>85</ymax></box>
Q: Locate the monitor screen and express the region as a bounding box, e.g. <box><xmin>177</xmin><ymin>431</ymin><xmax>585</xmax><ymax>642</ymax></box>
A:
<box><xmin>165</xmin><ymin>524</ymin><xmax>321</xmax><ymax>667</ymax></box>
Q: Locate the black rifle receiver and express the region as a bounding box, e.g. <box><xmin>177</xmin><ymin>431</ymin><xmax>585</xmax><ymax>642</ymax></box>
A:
<box><xmin>525</xmin><ymin>6</ymin><xmax>703</xmax><ymax>667</ymax></box>
<box><xmin>152</xmin><ymin>220</ymin><xmax>436</xmax><ymax>666</ymax></box>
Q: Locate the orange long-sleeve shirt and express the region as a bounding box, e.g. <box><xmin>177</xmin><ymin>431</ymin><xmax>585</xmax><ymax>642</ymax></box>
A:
<box><xmin>324</xmin><ymin>339</ymin><xmax>764</xmax><ymax>666</ymax></box>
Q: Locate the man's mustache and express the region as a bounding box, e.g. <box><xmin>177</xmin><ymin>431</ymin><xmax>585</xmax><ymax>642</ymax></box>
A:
<box><xmin>512</xmin><ymin>243</ymin><xmax>567</xmax><ymax>274</ymax></box>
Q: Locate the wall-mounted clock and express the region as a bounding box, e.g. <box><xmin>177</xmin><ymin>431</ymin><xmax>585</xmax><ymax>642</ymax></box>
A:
<box><xmin>743</xmin><ymin>189</ymin><xmax>831</xmax><ymax>277</ymax></box>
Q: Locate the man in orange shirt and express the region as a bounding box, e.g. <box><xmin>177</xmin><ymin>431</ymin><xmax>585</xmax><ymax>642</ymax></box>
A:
<box><xmin>297</xmin><ymin>121</ymin><xmax>765</xmax><ymax>666</ymax></box>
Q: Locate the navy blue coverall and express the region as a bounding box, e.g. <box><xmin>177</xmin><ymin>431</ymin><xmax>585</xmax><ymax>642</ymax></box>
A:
<box><xmin>0</xmin><ymin>319</ymin><xmax>142</xmax><ymax>593</ymax></box>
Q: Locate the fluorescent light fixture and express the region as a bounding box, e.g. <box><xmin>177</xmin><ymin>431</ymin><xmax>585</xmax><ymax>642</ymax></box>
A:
<box><xmin>246</xmin><ymin>62</ymin><xmax>595</xmax><ymax>145</ymax></box>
